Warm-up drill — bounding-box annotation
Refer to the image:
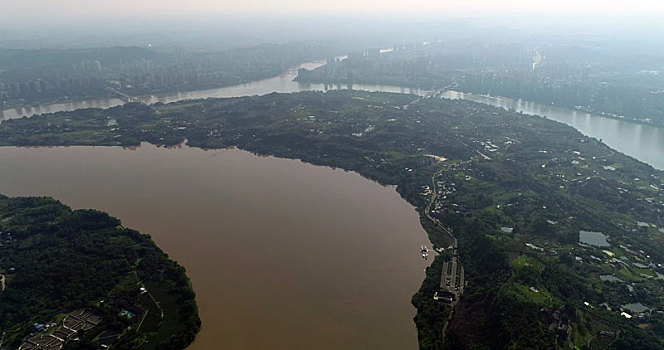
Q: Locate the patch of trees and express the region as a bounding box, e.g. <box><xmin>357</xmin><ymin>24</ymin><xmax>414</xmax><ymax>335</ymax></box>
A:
<box><xmin>0</xmin><ymin>196</ymin><xmax>200</xmax><ymax>348</ymax></box>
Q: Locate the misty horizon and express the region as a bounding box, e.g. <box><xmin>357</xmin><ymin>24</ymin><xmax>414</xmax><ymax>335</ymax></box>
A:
<box><xmin>3</xmin><ymin>0</ymin><xmax>664</xmax><ymax>20</ymax></box>
<box><xmin>2</xmin><ymin>12</ymin><xmax>664</xmax><ymax>50</ymax></box>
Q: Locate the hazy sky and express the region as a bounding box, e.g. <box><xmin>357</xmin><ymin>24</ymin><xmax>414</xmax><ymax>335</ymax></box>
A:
<box><xmin>3</xmin><ymin>0</ymin><xmax>664</xmax><ymax>21</ymax></box>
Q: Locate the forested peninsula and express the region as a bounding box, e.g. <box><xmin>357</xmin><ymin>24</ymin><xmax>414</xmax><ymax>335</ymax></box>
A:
<box><xmin>0</xmin><ymin>196</ymin><xmax>200</xmax><ymax>349</ymax></box>
<box><xmin>1</xmin><ymin>90</ymin><xmax>663</xmax><ymax>349</ymax></box>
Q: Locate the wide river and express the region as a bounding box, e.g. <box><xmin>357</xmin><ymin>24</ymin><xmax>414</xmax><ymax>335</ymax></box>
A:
<box><xmin>2</xmin><ymin>62</ymin><xmax>661</xmax><ymax>170</ymax></box>
<box><xmin>0</xmin><ymin>144</ymin><xmax>430</xmax><ymax>349</ymax></box>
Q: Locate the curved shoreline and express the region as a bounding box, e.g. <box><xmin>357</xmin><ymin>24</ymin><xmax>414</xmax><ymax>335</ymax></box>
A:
<box><xmin>0</xmin><ymin>195</ymin><xmax>200</xmax><ymax>349</ymax></box>
<box><xmin>0</xmin><ymin>143</ymin><xmax>430</xmax><ymax>349</ymax></box>
<box><xmin>1</xmin><ymin>89</ymin><xmax>662</xmax><ymax>348</ymax></box>
<box><xmin>3</xmin><ymin>63</ymin><xmax>661</xmax><ymax>173</ymax></box>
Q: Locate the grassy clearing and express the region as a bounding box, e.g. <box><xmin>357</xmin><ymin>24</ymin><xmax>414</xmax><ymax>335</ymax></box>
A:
<box><xmin>617</xmin><ymin>268</ymin><xmax>642</xmax><ymax>282</ymax></box>
<box><xmin>511</xmin><ymin>283</ymin><xmax>555</xmax><ymax>307</ymax></box>
<box><xmin>511</xmin><ymin>255</ymin><xmax>544</xmax><ymax>273</ymax></box>
<box><xmin>156</xmin><ymin>102</ymin><xmax>201</xmax><ymax>113</ymax></box>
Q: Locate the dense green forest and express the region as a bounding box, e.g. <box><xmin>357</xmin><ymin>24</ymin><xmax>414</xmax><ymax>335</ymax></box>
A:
<box><xmin>0</xmin><ymin>196</ymin><xmax>200</xmax><ymax>349</ymax></box>
<box><xmin>1</xmin><ymin>90</ymin><xmax>663</xmax><ymax>348</ymax></box>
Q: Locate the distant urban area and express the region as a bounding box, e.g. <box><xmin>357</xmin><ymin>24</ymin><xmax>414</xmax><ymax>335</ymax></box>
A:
<box><xmin>0</xmin><ymin>44</ymin><xmax>335</xmax><ymax>107</ymax></box>
<box><xmin>297</xmin><ymin>40</ymin><xmax>664</xmax><ymax>127</ymax></box>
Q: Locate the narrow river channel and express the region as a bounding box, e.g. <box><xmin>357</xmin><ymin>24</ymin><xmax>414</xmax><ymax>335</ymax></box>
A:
<box><xmin>2</xmin><ymin>62</ymin><xmax>661</xmax><ymax>170</ymax></box>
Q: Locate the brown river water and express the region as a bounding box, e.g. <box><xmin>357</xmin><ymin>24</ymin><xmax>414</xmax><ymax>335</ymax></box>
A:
<box><xmin>0</xmin><ymin>143</ymin><xmax>430</xmax><ymax>349</ymax></box>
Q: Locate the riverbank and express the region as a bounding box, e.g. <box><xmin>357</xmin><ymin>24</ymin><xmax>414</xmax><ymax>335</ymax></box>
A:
<box><xmin>0</xmin><ymin>144</ymin><xmax>430</xmax><ymax>349</ymax></box>
<box><xmin>0</xmin><ymin>61</ymin><xmax>327</xmax><ymax>121</ymax></box>
<box><xmin>3</xmin><ymin>60</ymin><xmax>661</xmax><ymax>172</ymax></box>
<box><xmin>440</xmin><ymin>90</ymin><xmax>664</xmax><ymax>170</ymax></box>
<box><xmin>1</xmin><ymin>69</ymin><xmax>300</xmax><ymax>112</ymax></box>
<box><xmin>297</xmin><ymin>72</ymin><xmax>664</xmax><ymax>130</ymax></box>
<box><xmin>2</xmin><ymin>90</ymin><xmax>662</xmax><ymax>348</ymax></box>
<box><xmin>0</xmin><ymin>195</ymin><xmax>200</xmax><ymax>349</ymax></box>
<box><xmin>440</xmin><ymin>90</ymin><xmax>664</xmax><ymax>129</ymax></box>
<box><xmin>1</xmin><ymin>94</ymin><xmax>118</xmax><ymax>110</ymax></box>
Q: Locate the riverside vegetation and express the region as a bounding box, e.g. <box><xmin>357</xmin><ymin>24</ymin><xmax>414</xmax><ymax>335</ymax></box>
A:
<box><xmin>1</xmin><ymin>90</ymin><xmax>663</xmax><ymax>348</ymax></box>
<box><xmin>0</xmin><ymin>196</ymin><xmax>200</xmax><ymax>349</ymax></box>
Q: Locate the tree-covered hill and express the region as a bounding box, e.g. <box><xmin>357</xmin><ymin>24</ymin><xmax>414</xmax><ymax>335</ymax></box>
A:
<box><xmin>1</xmin><ymin>90</ymin><xmax>663</xmax><ymax>348</ymax></box>
<box><xmin>0</xmin><ymin>195</ymin><xmax>200</xmax><ymax>349</ymax></box>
